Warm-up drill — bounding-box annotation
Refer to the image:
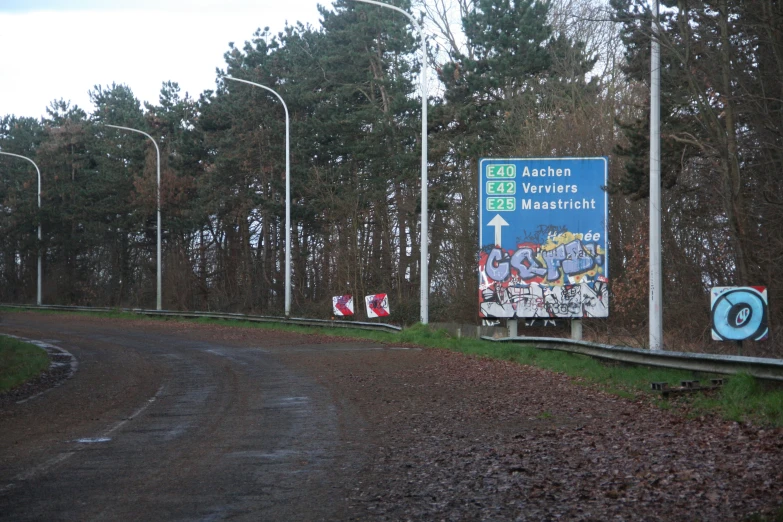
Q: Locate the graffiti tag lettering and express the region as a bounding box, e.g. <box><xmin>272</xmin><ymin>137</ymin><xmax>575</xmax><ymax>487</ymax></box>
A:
<box><xmin>486</xmin><ymin>239</ymin><xmax>602</xmax><ymax>284</ymax></box>
<box><xmin>478</xmin><ymin>231</ymin><xmax>608</xmax><ymax>319</ymax></box>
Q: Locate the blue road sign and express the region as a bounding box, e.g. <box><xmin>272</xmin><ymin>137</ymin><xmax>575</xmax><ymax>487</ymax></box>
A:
<box><xmin>478</xmin><ymin>158</ymin><xmax>609</xmax><ymax>319</ymax></box>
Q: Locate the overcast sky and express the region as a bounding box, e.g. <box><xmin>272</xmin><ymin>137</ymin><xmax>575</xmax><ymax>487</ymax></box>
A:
<box><xmin>0</xmin><ymin>0</ymin><xmax>330</xmax><ymax>119</ymax></box>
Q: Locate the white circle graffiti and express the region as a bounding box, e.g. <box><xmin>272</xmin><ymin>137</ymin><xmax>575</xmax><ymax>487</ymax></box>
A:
<box><xmin>711</xmin><ymin>288</ymin><xmax>768</xmax><ymax>341</ymax></box>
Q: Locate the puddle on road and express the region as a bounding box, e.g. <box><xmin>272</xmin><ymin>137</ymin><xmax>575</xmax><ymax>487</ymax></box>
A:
<box><xmin>263</xmin><ymin>396</ymin><xmax>311</xmax><ymax>407</ymax></box>
<box><xmin>74</xmin><ymin>437</ymin><xmax>111</xmax><ymax>444</ymax></box>
<box><xmin>278</xmin><ymin>396</ymin><xmax>309</xmax><ymax>403</ymax></box>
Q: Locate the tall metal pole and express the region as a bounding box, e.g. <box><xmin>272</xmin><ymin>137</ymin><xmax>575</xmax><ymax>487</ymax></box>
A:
<box><xmin>649</xmin><ymin>0</ymin><xmax>663</xmax><ymax>350</ymax></box>
<box><xmin>105</xmin><ymin>125</ymin><xmax>162</xmax><ymax>311</ymax></box>
<box><xmin>349</xmin><ymin>0</ymin><xmax>429</xmax><ymax>324</ymax></box>
<box><xmin>224</xmin><ymin>76</ymin><xmax>292</xmax><ymax>317</ymax></box>
<box><xmin>0</xmin><ymin>151</ymin><xmax>42</xmax><ymax>305</ymax></box>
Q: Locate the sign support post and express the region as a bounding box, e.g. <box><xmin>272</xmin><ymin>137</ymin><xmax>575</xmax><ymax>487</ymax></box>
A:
<box><xmin>507</xmin><ymin>319</ymin><xmax>517</xmax><ymax>338</ymax></box>
<box><xmin>571</xmin><ymin>319</ymin><xmax>582</xmax><ymax>341</ymax></box>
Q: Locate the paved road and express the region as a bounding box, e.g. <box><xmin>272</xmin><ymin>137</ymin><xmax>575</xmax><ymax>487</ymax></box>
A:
<box><xmin>0</xmin><ymin>314</ymin><xmax>369</xmax><ymax>521</ymax></box>
<box><xmin>3</xmin><ymin>313</ymin><xmax>782</xmax><ymax>521</ymax></box>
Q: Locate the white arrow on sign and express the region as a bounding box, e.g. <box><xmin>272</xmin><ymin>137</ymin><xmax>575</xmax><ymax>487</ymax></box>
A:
<box><xmin>488</xmin><ymin>214</ymin><xmax>509</xmax><ymax>246</ymax></box>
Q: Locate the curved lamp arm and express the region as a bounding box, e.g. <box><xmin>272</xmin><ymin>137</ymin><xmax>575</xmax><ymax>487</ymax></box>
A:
<box><xmin>0</xmin><ymin>150</ymin><xmax>43</xmax><ymax>305</ymax></box>
<box><xmin>224</xmin><ymin>75</ymin><xmax>292</xmax><ymax>318</ymax></box>
<box><xmin>105</xmin><ymin>124</ymin><xmax>162</xmax><ymax>311</ymax></box>
<box><xmin>347</xmin><ymin>0</ymin><xmax>430</xmax><ymax>324</ymax></box>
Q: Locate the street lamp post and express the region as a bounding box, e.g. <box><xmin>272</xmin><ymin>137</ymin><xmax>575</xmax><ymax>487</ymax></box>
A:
<box><xmin>105</xmin><ymin>124</ymin><xmax>162</xmax><ymax>311</ymax></box>
<box><xmin>223</xmin><ymin>75</ymin><xmax>292</xmax><ymax>318</ymax></box>
<box><xmin>649</xmin><ymin>0</ymin><xmax>663</xmax><ymax>350</ymax></box>
<box><xmin>348</xmin><ymin>0</ymin><xmax>429</xmax><ymax>324</ymax></box>
<box><xmin>0</xmin><ymin>151</ymin><xmax>43</xmax><ymax>306</ymax></box>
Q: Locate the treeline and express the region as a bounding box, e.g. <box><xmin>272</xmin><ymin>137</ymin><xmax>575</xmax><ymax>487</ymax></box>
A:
<box><xmin>0</xmin><ymin>0</ymin><xmax>781</xmax><ymax>352</ymax></box>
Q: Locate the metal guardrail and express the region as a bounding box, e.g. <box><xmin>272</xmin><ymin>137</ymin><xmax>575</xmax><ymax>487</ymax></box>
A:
<box><xmin>4</xmin><ymin>303</ymin><xmax>782</xmax><ymax>381</ymax></box>
<box><xmin>485</xmin><ymin>336</ymin><xmax>783</xmax><ymax>381</ymax></box>
<box><xmin>0</xmin><ymin>304</ymin><xmax>402</xmax><ymax>333</ymax></box>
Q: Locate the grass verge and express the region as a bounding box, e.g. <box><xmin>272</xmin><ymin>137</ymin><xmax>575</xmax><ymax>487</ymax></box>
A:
<box><xmin>3</xmin><ymin>308</ymin><xmax>782</xmax><ymax>426</ymax></box>
<box><xmin>690</xmin><ymin>373</ymin><xmax>783</xmax><ymax>426</ymax></box>
<box><xmin>0</xmin><ymin>336</ymin><xmax>49</xmax><ymax>393</ymax></box>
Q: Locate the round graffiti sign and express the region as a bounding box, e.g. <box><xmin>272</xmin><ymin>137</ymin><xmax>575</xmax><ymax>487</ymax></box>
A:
<box><xmin>711</xmin><ymin>287</ymin><xmax>768</xmax><ymax>341</ymax></box>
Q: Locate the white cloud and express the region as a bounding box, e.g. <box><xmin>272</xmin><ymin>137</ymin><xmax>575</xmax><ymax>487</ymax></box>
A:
<box><xmin>0</xmin><ymin>1</ymin><xmax>328</xmax><ymax>119</ymax></box>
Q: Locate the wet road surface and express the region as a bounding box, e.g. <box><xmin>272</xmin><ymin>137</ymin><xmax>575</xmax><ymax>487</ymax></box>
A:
<box><xmin>0</xmin><ymin>314</ymin><xmax>368</xmax><ymax>521</ymax></box>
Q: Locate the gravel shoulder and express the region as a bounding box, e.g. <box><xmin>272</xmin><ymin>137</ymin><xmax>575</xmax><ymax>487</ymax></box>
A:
<box><xmin>1</xmin><ymin>312</ymin><xmax>782</xmax><ymax>521</ymax></box>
